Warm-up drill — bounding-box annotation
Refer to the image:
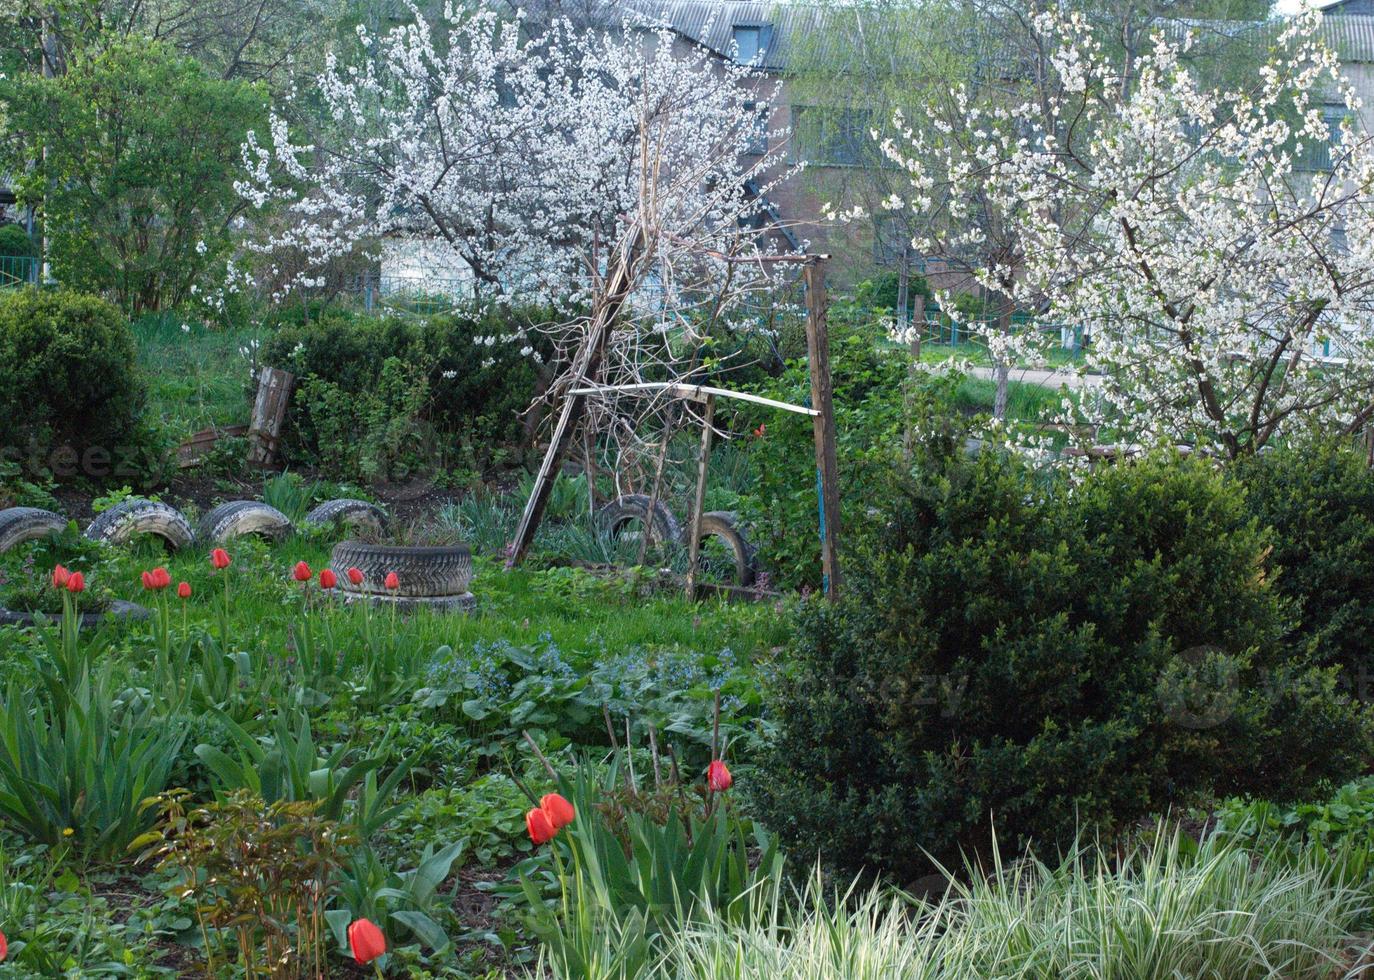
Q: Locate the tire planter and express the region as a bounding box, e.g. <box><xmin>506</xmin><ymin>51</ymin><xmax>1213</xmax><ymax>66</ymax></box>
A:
<box><xmin>197</xmin><ymin>500</ymin><xmax>294</xmax><ymax>545</ymax></box>
<box><xmin>691</xmin><ymin>511</ymin><xmax>759</xmax><ymax>588</ymax></box>
<box><xmin>303</xmin><ymin>498</ymin><xmax>389</xmax><ymax>535</ymax></box>
<box><xmin>329</xmin><ymin>539</ymin><xmax>475</xmax><ymax>612</ymax></box>
<box><xmin>84</xmin><ymin>498</ymin><xmax>194</xmax><ymax>551</ymax></box>
<box><xmin>0</xmin><ymin>507</ymin><xmax>68</xmax><ymax>553</ymax></box>
<box><xmin>595</xmin><ymin>494</ymin><xmax>681</xmax><ymax>548</ymax></box>
<box><xmin>0</xmin><ymin>599</ymin><xmax>150</xmax><ymax>630</ymax></box>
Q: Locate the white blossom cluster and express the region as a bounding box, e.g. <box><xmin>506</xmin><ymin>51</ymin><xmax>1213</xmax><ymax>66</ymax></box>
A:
<box><xmin>881</xmin><ymin>9</ymin><xmax>1374</xmax><ymax>456</ymax></box>
<box><xmin>236</xmin><ymin>4</ymin><xmax>801</xmax><ymax>471</ymax></box>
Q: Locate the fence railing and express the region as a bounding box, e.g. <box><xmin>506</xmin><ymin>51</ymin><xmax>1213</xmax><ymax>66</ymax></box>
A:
<box><xmin>0</xmin><ymin>255</ymin><xmax>38</xmax><ymax>289</ymax></box>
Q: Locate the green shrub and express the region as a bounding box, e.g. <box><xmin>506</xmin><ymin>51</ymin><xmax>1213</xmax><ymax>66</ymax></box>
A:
<box><xmin>0</xmin><ymin>223</ymin><xmax>36</xmax><ymax>258</ymax></box>
<box><xmin>260</xmin><ymin>307</ymin><xmax>552</xmax><ymax>481</ymax></box>
<box><xmin>0</xmin><ymin>288</ymin><xmax>160</xmax><ymax>484</ymax></box>
<box><xmin>758</xmin><ymin>449</ymin><xmax>1370</xmax><ymax>884</ymax></box>
<box><xmin>1233</xmin><ymin>441</ymin><xmax>1374</xmax><ymax>682</ymax></box>
<box><xmin>733</xmin><ymin>309</ymin><xmax>965</xmax><ymax>589</ymax></box>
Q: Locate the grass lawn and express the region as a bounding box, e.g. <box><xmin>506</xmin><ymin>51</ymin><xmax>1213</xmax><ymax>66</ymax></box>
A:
<box><xmin>133</xmin><ymin>312</ymin><xmax>263</xmax><ymax>441</ymax></box>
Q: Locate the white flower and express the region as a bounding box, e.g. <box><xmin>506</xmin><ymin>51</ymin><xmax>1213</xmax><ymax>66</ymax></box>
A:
<box><xmin>441</xmin><ymin>369</ymin><xmax>458</xmax><ymax>379</ymax></box>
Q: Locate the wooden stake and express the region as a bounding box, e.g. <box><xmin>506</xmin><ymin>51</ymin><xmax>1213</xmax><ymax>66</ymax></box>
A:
<box><xmin>246</xmin><ymin>366</ymin><xmax>295</xmax><ymax>468</ymax></box>
<box><xmin>507</xmin><ymin>234</ymin><xmax>638</xmax><ymax>567</ymax></box>
<box><xmin>804</xmin><ymin>259</ymin><xmax>842</xmax><ymax>599</ymax></box>
<box><xmin>685</xmin><ymin>394</ymin><xmax>716</xmax><ymax>600</ymax></box>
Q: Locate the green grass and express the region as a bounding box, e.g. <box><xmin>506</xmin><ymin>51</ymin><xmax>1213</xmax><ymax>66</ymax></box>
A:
<box><xmin>132</xmin><ymin>312</ymin><xmax>263</xmax><ymax>441</ymax></box>
<box><xmin>0</xmin><ymin>532</ymin><xmax>784</xmax><ymax>668</ymax></box>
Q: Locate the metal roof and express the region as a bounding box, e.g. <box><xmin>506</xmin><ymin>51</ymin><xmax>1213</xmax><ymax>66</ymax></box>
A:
<box><xmin>626</xmin><ymin>3</ymin><xmax>1374</xmax><ymax>70</ymax></box>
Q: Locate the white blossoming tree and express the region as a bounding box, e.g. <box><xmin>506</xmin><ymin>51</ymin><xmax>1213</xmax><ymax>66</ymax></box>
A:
<box><xmin>238</xmin><ymin>5</ymin><xmax>799</xmax><ymax>475</ymax></box>
<box><xmin>881</xmin><ymin>10</ymin><xmax>1374</xmax><ymax>456</ymax></box>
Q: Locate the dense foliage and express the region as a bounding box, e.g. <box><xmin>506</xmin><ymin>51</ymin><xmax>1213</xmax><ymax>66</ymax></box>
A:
<box><xmin>759</xmin><ymin>447</ymin><xmax>1370</xmax><ymax>884</ymax></box>
<box><xmin>1233</xmin><ymin>441</ymin><xmax>1374</xmax><ymax>684</ymax></box>
<box><xmin>0</xmin><ymin>223</ymin><xmax>36</xmax><ymax>258</ymax></box>
<box><xmin>260</xmin><ymin>307</ymin><xmax>555</xmax><ymax>482</ymax></box>
<box><xmin>0</xmin><ymin>41</ymin><xmax>264</xmax><ymax>313</ymax></box>
<box><xmin>0</xmin><ymin>288</ymin><xmax>157</xmax><ymax>484</ymax></box>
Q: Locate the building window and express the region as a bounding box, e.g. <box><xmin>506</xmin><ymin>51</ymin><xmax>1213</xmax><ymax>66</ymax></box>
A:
<box><xmin>744</xmin><ymin>101</ymin><xmax>769</xmax><ymax>155</ymax></box>
<box><xmin>1298</xmin><ymin>105</ymin><xmax>1351</xmax><ymax>172</ymax></box>
<box><xmin>792</xmin><ymin>106</ymin><xmax>871</xmax><ymax>166</ymax></box>
<box><xmin>732</xmin><ymin>25</ymin><xmax>770</xmax><ymax>64</ymax></box>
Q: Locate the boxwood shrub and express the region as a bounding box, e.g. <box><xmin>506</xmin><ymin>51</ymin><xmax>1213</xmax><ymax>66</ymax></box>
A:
<box><xmin>758</xmin><ymin>448</ymin><xmax>1370</xmax><ymax>885</ymax></box>
<box><xmin>0</xmin><ymin>287</ymin><xmax>154</xmax><ymax>483</ymax></box>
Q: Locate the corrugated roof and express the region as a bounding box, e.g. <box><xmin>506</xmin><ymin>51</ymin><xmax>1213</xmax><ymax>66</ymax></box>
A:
<box><xmin>626</xmin><ymin>3</ymin><xmax>1374</xmax><ymax>70</ymax></box>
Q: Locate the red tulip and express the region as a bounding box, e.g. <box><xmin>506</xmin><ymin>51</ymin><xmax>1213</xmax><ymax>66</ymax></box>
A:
<box><xmin>210</xmin><ymin>548</ymin><xmax>231</xmax><ymax>570</ymax></box>
<box><xmin>293</xmin><ymin>561</ymin><xmax>312</xmax><ymax>582</ymax></box>
<box><xmin>142</xmin><ymin>567</ymin><xmax>171</xmax><ymax>591</ymax></box>
<box><xmin>526</xmin><ymin>806</ymin><xmax>557</xmax><ymax>845</ymax></box>
<box><xmin>346</xmin><ymin>566</ymin><xmax>364</xmax><ymax>586</ymax></box>
<box><xmin>384</xmin><ymin>571</ymin><xmax>399</xmax><ymax>590</ymax></box>
<box><xmin>707</xmin><ymin>759</ymin><xmax>733</xmax><ymax>792</ymax></box>
<box><xmin>0</xmin><ymin>927</ymin><xmax>7</xmax><ymax>962</ymax></box>
<box><xmin>66</xmin><ymin>572</ymin><xmax>85</xmax><ymax>594</ymax></box>
<box><xmin>347</xmin><ymin>917</ymin><xmax>386</xmax><ymax>964</ymax></box>
<box><xmin>51</xmin><ymin>564</ymin><xmax>70</xmax><ymax>588</ymax></box>
<box><xmin>319</xmin><ymin>568</ymin><xmax>338</xmax><ymax>590</ymax></box>
<box><xmin>177</xmin><ymin>581</ymin><xmax>192</xmax><ymax>600</ymax></box>
<box><xmin>541</xmin><ymin>793</ymin><xmax>576</xmax><ymax>830</ymax></box>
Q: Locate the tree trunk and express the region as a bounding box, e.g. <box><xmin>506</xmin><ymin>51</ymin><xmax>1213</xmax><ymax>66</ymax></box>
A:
<box><xmin>992</xmin><ymin>297</ymin><xmax>1013</xmax><ymax>421</ymax></box>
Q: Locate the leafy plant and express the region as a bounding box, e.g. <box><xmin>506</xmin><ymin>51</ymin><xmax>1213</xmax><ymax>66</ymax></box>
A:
<box><xmin>518</xmin><ymin>732</ymin><xmax>782</xmax><ymax>978</ymax></box>
<box><xmin>0</xmin><ymin>664</ymin><xmax>187</xmax><ymax>860</ymax></box>
<box><xmin>194</xmin><ymin>711</ymin><xmax>409</xmax><ymax>838</ymax></box>
<box><xmin>139</xmin><ymin>790</ymin><xmax>356</xmax><ymax>978</ymax></box>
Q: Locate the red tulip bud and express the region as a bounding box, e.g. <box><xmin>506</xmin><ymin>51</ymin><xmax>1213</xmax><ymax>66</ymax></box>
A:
<box><xmin>526</xmin><ymin>806</ymin><xmax>557</xmax><ymax>845</ymax></box>
<box><xmin>66</xmin><ymin>572</ymin><xmax>85</xmax><ymax>594</ymax></box>
<box><xmin>346</xmin><ymin>917</ymin><xmax>386</xmax><ymax>964</ymax></box>
<box><xmin>540</xmin><ymin>793</ymin><xmax>576</xmax><ymax>829</ymax></box>
<box><xmin>293</xmin><ymin>561</ymin><xmax>312</xmax><ymax>582</ymax></box>
<box><xmin>346</xmin><ymin>566</ymin><xmax>364</xmax><ymax>586</ymax></box>
<box><xmin>177</xmin><ymin>581</ymin><xmax>192</xmax><ymax>600</ymax></box>
<box><xmin>51</xmin><ymin>564</ymin><xmax>70</xmax><ymax>588</ymax></box>
<box><xmin>384</xmin><ymin>571</ymin><xmax>400</xmax><ymax>590</ymax></box>
<box><xmin>210</xmin><ymin>548</ymin><xmax>231</xmax><ymax>570</ymax></box>
<box><xmin>319</xmin><ymin>568</ymin><xmax>338</xmax><ymax>590</ymax></box>
<box><xmin>0</xmin><ymin>927</ymin><xmax>7</xmax><ymax>962</ymax></box>
<box><xmin>707</xmin><ymin>759</ymin><xmax>733</xmax><ymax>792</ymax></box>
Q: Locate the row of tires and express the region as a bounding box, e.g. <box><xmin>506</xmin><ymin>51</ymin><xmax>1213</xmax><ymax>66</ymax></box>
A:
<box><xmin>593</xmin><ymin>494</ymin><xmax>758</xmax><ymax>587</ymax></box>
<box><xmin>0</xmin><ymin>498</ymin><xmax>387</xmax><ymax>554</ymax></box>
<box><xmin>0</xmin><ymin>493</ymin><xmax>760</xmax><ymax>587</ymax></box>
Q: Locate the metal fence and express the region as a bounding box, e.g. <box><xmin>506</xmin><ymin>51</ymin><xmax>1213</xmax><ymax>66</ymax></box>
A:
<box><xmin>0</xmin><ymin>255</ymin><xmax>38</xmax><ymax>289</ymax></box>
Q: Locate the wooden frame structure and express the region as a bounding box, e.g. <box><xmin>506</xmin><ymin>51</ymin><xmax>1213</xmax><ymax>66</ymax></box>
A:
<box><xmin>506</xmin><ymin>253</ymin><xmax>843</xmax><ymax>600</ymax></box>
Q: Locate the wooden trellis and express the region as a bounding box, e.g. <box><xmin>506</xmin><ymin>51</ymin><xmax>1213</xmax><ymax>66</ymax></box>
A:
<box><xmin>506</xmin><ymin>253</ymin><xmax>842</xmax><ymax>600</ymax></box>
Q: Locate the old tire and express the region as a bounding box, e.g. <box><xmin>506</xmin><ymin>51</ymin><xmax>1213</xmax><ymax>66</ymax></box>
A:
<box><xmin>692</xmin><ymin>511</ymin><xmax>758</xmax><ymax>587</ymax></box>
<box><xmin>84</xmin><ymin>499</ymin><xmax>193</xmax><ymax>551</ymax></box>
<box><xmin>0</xmin><ymin>507</ymin><xmax>68</xmax><ymax>553</ymax></box>
<box><xmin>303</xmin><ymin>498</ymin><xmax>388</xmax><ymax>535</ymax></box>
<box><xmin>329</xmin><ymin>540</ymin><xmax>472</xmax><ymax>598</ymax></box>
<box><xmin>595</xmin><ymin>494</ymin><xmax>680</xmax><ymax>547</ymax></box>
<box><xmin>197</xmin><ymin>500</ymin><xmax>293</xmax><ymax>545</ymax></box>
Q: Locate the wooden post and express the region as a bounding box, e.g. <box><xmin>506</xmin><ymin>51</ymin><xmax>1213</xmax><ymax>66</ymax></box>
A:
<box><xmin>685</xmin><ymin>395</ymin><xmax>716</xmax><ymax>600</ymax></box>
<box><xmin>246</xmin><ymin>366</ymin><xmax>295</xmax><ymax>468</ymax></box>
<box><xmin>804</xmin><ymin>259</ymin><xmax>842</xmax><ymax>599</ymax></box>
<box><xmin>507</xmin><ymin>234</ymin><xmax>638</xmax><ymax>567</ymax></box>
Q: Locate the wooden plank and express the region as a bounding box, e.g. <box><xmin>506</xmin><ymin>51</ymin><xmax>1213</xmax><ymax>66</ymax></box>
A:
<box><xmin>568</xmin><ymin>381</ymin><xmax>819</xmax><ymax>417</ymax></box>
<box><xmin>685</xmin><ymin>394</ymin><xmax>716</xmax><ymax>601</ymax></box>
<box><xmin>246</xmin><ymin>367</ymin><xmax>295</xmax><ymax>468</ymax></box>
<box><xmin>804</xmin><ymin>259</ymin><xmax>842</xmax><ymax>599</ymax></box>
<box><xmin>507</xmin><ymin>234</ymin><xmax>639</xmax><ymax>567</ymax></box>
